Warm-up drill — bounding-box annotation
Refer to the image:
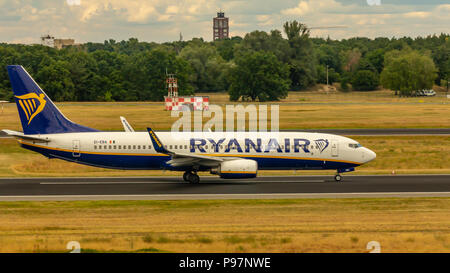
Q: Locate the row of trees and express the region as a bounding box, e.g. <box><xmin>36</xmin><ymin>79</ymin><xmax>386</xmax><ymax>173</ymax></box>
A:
<box><xmin>0</xmin><ymin>21</ymin><xmax>448</xmax><ymax>101</ymax></box>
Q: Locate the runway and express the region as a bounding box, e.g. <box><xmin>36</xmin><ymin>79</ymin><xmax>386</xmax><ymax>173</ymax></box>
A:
<box><xmin>0</xmin><ymin>175</ymin><xmax>449</xmax><ymax>201</ymax></box>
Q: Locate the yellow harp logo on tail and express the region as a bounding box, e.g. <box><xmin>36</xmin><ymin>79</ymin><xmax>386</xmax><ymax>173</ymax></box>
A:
<box><xmin>15</xmin><ymin>93</ymin><xmax>47</xmax><ymax>125</ymax></box>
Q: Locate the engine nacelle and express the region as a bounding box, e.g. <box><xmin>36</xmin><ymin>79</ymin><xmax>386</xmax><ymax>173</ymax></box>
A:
<box><xmin>212</xmin><ymin>159</ymin><xmax>258</xmax><ymax>179</ymax></box>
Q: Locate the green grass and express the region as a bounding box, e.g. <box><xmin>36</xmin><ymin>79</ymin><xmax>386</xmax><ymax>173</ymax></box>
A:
<box><xmin>0</xmin><ymin>198</ymin><xmax>449</xmax><ymax>252</ymax></box>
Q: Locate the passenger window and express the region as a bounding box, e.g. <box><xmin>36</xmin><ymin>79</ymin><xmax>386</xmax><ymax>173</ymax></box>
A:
<box><xmin>169</xmin><ymin>145</ymin><xmax>172</xmax><ymax>149</ymax></box>
<box><xmin>137</xmin><ymin>145</ymin><xmax>141</xmax><ymax>149</ymax></box>
<box><xmin>113</xmin><ymin>145</ymin><xmax>116</xmax><ymax>149</ymax></box>
<box><xmin>128</xmin><ymin>145</ymin><xmax>131</xmax><ymax>149</ymax></box>
<box><xmin>94</xmin><ymin>145</ymin><xmax>97</xmax><ymax>150</ymax></box>
<box><xmin>133</xmin><ymin>145</ymin><xmax>136</xmax><ymax>149</ymax></box>
<box><xmin>109</xmin><ymin>145</ymin><xmax>112</xmax><ymax>149</ymax></box>
<box><xmin>184</xmin><ymin>145</ymin><xmax>187</xmax><ymax>149</ymax></box>
<box><xmin>148</xmin><ymin>145</ymin><xmax>152</xmax><ymax>150</ymax></box>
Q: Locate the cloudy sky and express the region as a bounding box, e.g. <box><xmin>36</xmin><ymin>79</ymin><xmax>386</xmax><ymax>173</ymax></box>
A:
<box><xmin>0</xmin><ymin>0</ymin><xmax>449</xmax><ymax>44</ymax></box>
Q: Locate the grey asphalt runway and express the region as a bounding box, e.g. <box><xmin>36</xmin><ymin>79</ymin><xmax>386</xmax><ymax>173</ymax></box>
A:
<box><xmin>0</xmin><ymin>175</ymin><xmax>449</xmax><ymax>201</ymax></box>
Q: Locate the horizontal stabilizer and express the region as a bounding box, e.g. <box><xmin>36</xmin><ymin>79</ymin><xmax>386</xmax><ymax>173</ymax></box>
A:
<box><xmin>1</xmin><ymin>129</ymin><xmax>50</xmax><ymax>142</ymax></box>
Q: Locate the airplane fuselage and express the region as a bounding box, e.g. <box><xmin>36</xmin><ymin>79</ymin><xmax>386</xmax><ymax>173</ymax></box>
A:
<box><xmin>18</xmin><ymin>131</ymin><xmax>375</xmax><ymax>172</ymax></box>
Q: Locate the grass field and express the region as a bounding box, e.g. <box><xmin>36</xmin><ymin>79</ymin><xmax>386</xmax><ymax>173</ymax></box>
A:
<box><xmin>1</xmin><ymin>90</ymin><xmax>449</xmax><ymax>131</ymax></box>
<box><xmin>0</xmin><ymin>198</ymin><xmax>448</xmax><ymax>253</ymax></box>
<box><xmin>0</xmin><ymin>135</ymin><xmax>449</xmax><ymax>177</ymax></box>
<box><xmin>0</xmin><ymin>90</ymin><xmax>449</xmax><ymax>253</ymax></box>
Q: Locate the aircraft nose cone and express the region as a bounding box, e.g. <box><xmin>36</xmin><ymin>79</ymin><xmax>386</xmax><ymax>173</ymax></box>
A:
<box><xmin>365</xmin><ymin>149</ymin><xmax>376</xmax><ymax>163</ymax></box>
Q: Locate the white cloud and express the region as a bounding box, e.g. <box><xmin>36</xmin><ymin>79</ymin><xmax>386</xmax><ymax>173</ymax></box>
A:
<box><xmin>403</xmin><ymin>11</ymin><xmax>431</xmax><ymax>18</ymax></box>
<box><xmin>256</xmin><ymin>15</ymin><xmax>275</xmax><ymax>26</ymax></box>
<box><xmin>436</xmin><ymin>4</ymin><xmax>450</xmax><ymax>12</ymax></box>
<box><xmin>66</xmin><ymin>0</ymin><xmax>81</xmax><ymax>6</ymax></box>
<box><xmin>281</xmin><ymin>1</ymin><xmax>310</xmax><ymax>16</ymax></box>
<box><xmin>0</xmin><ymin>0</ymin><xmax>448</xmax><ymax>43</ymax></box>
<box><xmin>166</xmin><ymin>5</ymin><xmax>179</xmax><ymax>14</ymax></box>
<box><xmin>281</xmin><ymin>0</ymin><xmax>344</xmax><ymax>16</ymax></box>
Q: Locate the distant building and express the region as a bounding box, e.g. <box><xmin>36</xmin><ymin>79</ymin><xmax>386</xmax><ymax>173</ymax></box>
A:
<box><xmin>54</xmin><ymin>39</ymin><xmax>76</xmax><ymax>49</ymax></box>
<box><xmin>40</xmin><ymin>34</ymin><xmax>78</xmax><ymax>49</ymax></box>
<box><xmin>213</xmin><ymin>11</ymin><xmax>229</xmax><ymax>41</ymax></box>
<box><xmin>40</xmin><ymin>34</ymin><xmax>55</xmax><ymax>47</ymax></box>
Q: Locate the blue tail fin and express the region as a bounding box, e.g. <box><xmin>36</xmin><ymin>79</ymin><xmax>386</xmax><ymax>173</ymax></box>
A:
<box><xmin>7</xmin><ymin>65</ymin><xmax>98</xmax><ymax>135</ymax></box>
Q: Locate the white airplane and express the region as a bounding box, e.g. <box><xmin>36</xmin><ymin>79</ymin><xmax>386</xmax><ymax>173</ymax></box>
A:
<box><xmin>2</xmin><ymin>65</ymin><xmax>376</xmax><ymax>183</ymax></box>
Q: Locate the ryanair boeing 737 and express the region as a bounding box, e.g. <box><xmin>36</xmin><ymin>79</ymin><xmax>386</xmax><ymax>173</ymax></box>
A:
<box><xmin>2</xmin><ymin>65</ymin><xmax>376</xmax><ymax>183</ymax></box>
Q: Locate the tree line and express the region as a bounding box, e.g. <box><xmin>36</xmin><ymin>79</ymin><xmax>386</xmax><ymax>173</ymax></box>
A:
<box><xmin>0</xmin><ymin>21</ymin><xmax>448</xmax><ymax>101</ymax></box>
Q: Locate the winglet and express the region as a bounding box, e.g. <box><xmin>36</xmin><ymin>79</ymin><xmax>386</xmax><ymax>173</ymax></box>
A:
<box><xmin>147</xmin><ymin>127</ymin><xmax>170</xmax><ymax>154</ymax></box>
<box><xmin>120</xmin><ymin>116</ymin><xmax>134</xmax><ymax>132</ymax></box>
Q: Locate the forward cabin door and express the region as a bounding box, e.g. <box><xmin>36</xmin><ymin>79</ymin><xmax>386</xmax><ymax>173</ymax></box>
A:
<box><xmin>331</xmin><ymin>140</ymin><xmax>338</xmax><ymax>157</ymax></box>
<box><xmin>72</xmin><ymin>140</ymin><xmax>81</xmax><ymax>158</ymax></box>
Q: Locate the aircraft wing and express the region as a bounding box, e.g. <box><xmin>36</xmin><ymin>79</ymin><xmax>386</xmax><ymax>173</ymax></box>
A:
<box><xmin>147</xmin><ymin>127</ymin><xmax>224</xmax><ymax>167</ymax></box>
<box><xmin>1</xmin><ymin>129</ymin><xmax>50</xmax><ymax>142</ymax></box>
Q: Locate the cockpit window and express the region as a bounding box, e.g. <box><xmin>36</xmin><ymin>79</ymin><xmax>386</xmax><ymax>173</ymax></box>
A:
<box><xmin>348</xmin><ymin>143</ymin><xmax>362</xmax><ymax>148</ymax></box>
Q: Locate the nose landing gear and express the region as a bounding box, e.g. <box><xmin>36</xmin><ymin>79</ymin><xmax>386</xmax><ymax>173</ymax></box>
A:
<box><xmin>183</xmin><ymin>171</ymin><xmax>200</xmax><ymax>184</ymax></box>
<box><xmin>334</xmin><ymin>168</ymin><xmax>355</xmax><ymax>182</ymax></box>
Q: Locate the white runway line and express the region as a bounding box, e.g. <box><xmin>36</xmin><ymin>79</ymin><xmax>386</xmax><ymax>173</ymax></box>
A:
<box><xmin>39</xmin><ymin>180</ymin><xmax>326</xmax><ymax>185</ymax></box>
<box><xmin>1</xmin><ymin>192</ymin><xmax>450</xmax><ymax>201</ymax></box>
<box><xmin>38</xmin><ymin>182</ymin><xmax>165</xmax><ymax>185</ymax></box>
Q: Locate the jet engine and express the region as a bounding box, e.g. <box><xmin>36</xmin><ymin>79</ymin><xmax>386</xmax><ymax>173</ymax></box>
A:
<box><xmin>211</xmin><ymin>159</ymin><xmax>258</xmax><ymax>179</ymax></box>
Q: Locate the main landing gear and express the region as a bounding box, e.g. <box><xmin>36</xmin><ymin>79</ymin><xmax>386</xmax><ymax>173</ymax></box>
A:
<box><xmin>334</xmin><ymin>173</ymin><xmax>342</xmax><ymax>182</ymax></box>
<box><xmin>183</xmin><ymin>171</ymin><xmax>200</xmax><ymax>184</ymax></box>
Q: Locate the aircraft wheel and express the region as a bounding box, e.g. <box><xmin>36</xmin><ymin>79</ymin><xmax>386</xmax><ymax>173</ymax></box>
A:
<box><xmin>334</xmin><ymin>174</ymin><xmax>342</xmax><ymax>182</ymax></box>
<box><xmin>183</xmin><ymin>172</ymin><xmax>190</xmax><ymax>182</ymax></box>
<box><xmin>188</xmin><ymin>173</ymin><xmax>200</xmax><ymax>184</ymax></box>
